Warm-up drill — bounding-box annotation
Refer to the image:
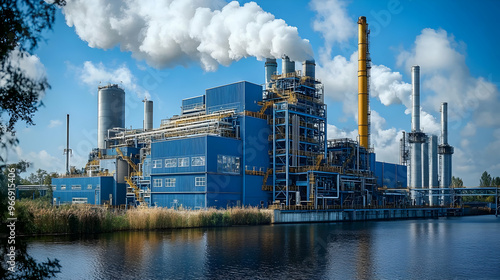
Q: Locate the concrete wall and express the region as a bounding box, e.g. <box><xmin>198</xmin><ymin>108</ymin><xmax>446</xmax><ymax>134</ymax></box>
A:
<box><xmin>273</xmin><ymin>208</ymin><xmax>445</xmax><ymax>223</ymax></box>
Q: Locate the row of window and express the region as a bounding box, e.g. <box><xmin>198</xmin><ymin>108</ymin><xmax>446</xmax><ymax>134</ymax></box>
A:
<box><xmin>153</xmin><ymin>156</ymin><xmax>205</xmax><ymax>168</ymax></box>
<box><xmin>59</xmin><ymin>184</ymin><xmax>100</xmax><ymax>190</ymax></box>
<box><xmin>217</xmin><ymin>155</ymin><xmax>241</xmax><ymax>174</ymax></box>
<box><xmin>153</xmin><ymin>177</ymin><xmax>206</xmax><ymax>187</ymax></box>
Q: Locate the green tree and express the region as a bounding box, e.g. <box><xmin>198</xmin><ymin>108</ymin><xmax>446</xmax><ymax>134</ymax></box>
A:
<box><xmin>451</xmin><ymin>176</ymin><xmax>464</xmax><ymax>188</ymax></box>
<box><xmin>492</xmin><ymin>176</ymin><xmax>500</xmax><ymax>187</ymax></box>
<box><xmin>479</xmin><ymin>171</ymin><xmax>492</xmax><ymax>187</ymax></box>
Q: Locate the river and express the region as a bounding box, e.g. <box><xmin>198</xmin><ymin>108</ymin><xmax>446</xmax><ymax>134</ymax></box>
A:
<box><xmin>28</xmin><ymin>215</ymin><xmax>500</xmax><ymax>279</ymax></box>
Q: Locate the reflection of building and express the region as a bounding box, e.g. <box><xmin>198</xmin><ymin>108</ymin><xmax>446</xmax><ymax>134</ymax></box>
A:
<box><xmin>52</xmin><ymin>16</ymin><xmax>412</xmax><ymax>209</ymax></box>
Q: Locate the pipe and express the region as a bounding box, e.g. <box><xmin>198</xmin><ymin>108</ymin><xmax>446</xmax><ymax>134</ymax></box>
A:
<box><xmin>357</xmin><ymin>16</ymin><xmax>369</xmax><ymax>149</ymax></box>
<box><xmin>65</xmin><ymin>114</ymin><xmax>70</xmax><ymax>175</ymax></box>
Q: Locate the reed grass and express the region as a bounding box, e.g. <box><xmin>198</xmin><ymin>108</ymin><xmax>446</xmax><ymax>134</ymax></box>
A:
<box><xmin>14</xmin><ymin>200</ymin><xmax>273</xmax><ymax>235</ymax></box>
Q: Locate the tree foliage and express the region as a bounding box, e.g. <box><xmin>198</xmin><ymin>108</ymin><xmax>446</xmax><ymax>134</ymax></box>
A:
<box><xmin>479</xmin><ymin>171</ymin><xmax>492</xmax><ymax>187</ymax></box>
<box><xmin>1</xmin><ymin>0</ymin><xmax>65</xmax><ymax>278</ymax></box>
<box><xmin>451</xmin><ymin>176</ymin><xmax>464</xmax><ymax>188</ymax></box>
<box><xmin>0</xmin><ymin>0</ymin><xmax>65</xmax><ymax>166</ymax></box>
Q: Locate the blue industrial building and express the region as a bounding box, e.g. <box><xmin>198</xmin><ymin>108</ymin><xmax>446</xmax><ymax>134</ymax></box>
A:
<box><xmin>53</xmin><ymin>58</ymin><xmax>407</xmax><ymax>208</ymax></box>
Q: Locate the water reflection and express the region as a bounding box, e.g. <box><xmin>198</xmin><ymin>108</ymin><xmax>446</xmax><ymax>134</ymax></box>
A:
<box><xmin>27</xmin><ymin>216</ymin><xmax>500</xmax><ymax>279</ymax></box>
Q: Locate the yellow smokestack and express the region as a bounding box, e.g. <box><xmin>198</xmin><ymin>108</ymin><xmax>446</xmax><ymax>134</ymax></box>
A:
<box><xmin>357</xmin><ymin>16</ymin><xmax>369</xmax><ymax>149</ymax></box>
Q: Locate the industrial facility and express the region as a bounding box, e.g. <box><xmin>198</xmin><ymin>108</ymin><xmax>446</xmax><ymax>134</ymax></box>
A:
<box><xmin>52</xmin><ymin>16</ymin><xmax>453</xmax><ymax>209</ymax></box>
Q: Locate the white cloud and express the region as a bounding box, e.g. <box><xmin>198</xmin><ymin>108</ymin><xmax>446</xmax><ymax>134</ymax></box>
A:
<box><xmin>61</xmin><ymin>0</ymin><xmax>313</xmax><ymax>71</ymax></box>
<box><xmin>48</xmin><ymin>119</ymin><xmax>62</xmax><ymax>128</ymax></box>
<box><xmin>78</xmin><ymin>61</ymin><xmax>150</xmax><ymax>99</ymax></box>
<box><xmin>11</xmin><ymin>145</ymin><xmax>87</xmax><ymax>176</ymax></box>
<box><xmin>0</xmin><ymin>48</ymin><xmax>48</xmax><ymax>99</ymax></box>
<box><xmin>397</xmin><ymin>28</ymin><xmax>500</xmax><ymax>124</ymax></box>
<box><xmin>310</xmin><ymin>0</ymin><xmax>356</xmax><ymax>51</ymax></box>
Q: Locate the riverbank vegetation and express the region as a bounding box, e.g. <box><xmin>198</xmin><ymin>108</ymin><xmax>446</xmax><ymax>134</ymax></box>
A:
<box><xmin>14</xmin><ymin>199</ymin><xmax>273</xmax><ymax>236</ymax></box>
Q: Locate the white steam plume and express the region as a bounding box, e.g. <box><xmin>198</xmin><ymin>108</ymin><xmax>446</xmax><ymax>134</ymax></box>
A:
<box><xmin>62</xmin><ymin>0</ymin><xmax>313</xmax><ymax>71</ymax></box>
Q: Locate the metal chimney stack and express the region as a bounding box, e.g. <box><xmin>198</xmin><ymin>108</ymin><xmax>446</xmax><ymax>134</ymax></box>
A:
<box><xmin>357</xmin><ymin>16</ymin><xmax>370</xmax><ymax>149</ymax></box>
<box><xmin>438</xmin><ymin>102</ymin><xmax>454</xmax><ymax>205</ymax></box>
<box><xmin>282</xmin><ymin>55</ymin><xmax>295</xmax><ymax>75</ymax></box>
<box><xmin>429</xmin><ymin>135</ymin><xmax>438</xmax><ymax>206</ymax></box>
<box><xmin>408</xmin><ymin>65</ymin><xmax>426</xmax><ymax>205</ymax></box>
<box><xmin>63</xmin><ymin>114</ymin><xmax>72</xmax><ymax>175</ymax></box>
<box><xmin>143</xmin><ymin>99</ymin><xmax>153</xmax><ymax>131</ymax></box>
<box><xmin>265</xmin><ymin>58</ymin><xmax>277</xmax><ymax>89</ymax></box>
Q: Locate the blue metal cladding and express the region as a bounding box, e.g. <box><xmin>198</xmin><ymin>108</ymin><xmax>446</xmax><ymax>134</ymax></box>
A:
<box><xmin>374</xmin><ymin>162</ymin><xmax>407</xmax><ymax>188</ymax></box>
<box><xmin>152</xmin><ymin>174</ymin><xmax>206</xmax><ymax>192</ymax></box>
<box><xmin>151</xmin><ymin>136</ymin><xmax>207</xmax><ymax>174</ymax></box>
<box><xmin>182</xmin><ymin>95</ymin><xmax>205</xmax><ymax>107</ymax></box>
<box><xmin>207</xmin><ymin>192</ymin><xmax>241</xmax><ymax>208</ymax></box>
<box><xmin>207</xmin><ymin>174</ymin><xmax>241</xmax><ymax>194</ymax></box>
<box><xmin>205</xmin><ymin>81</ymin><xmax>262</xmax><ymax>114</ymax></box>
<box><xmin>52</xmin><ymin>176</ymin><xmax>116</xmax><ymax>205</ymax></box>
<box><xmin>151</xmin><ymin>193</ymin><xmax>206</xmax><ymax>209</ymax></box>
<box><xmin>206</xmin><ymin>136</ymin><xmax>241</xmax><ymax>173</ymax></box>
<box><xmin>244</xmin><ymin>175</ymin><xmax>271</xmax><ymax>207</ymax></box>
<box><xmin>242</xmin><ymin>116</ymin><xmax>270</xmax><ymax>168</ymax></box>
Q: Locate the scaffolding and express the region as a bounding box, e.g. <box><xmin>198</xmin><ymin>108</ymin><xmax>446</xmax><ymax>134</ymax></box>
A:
<box><xmin>265</xmin><ymin>70</ymin><xmax>327</xmax><ymax>206</ymax></box>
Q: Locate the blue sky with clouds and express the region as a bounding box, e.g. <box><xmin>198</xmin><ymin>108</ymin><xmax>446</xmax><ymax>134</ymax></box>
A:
<box><xmin>5</xmin><ymin>0</ymin><xmax>500</xmax><ymax>186</ymax></box>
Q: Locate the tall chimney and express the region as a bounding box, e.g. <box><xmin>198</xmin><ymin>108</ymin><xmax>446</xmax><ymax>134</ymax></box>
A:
<box><xmin>438</xmin><ymin>102</ymin><xmax>454</xmax><ymax>205</ymax></box>
<box><xmin>411</xmin><ymin>66</ymin><xmax>420</xmax><ymax>132</ymax></box>
<box><xmin>265</xmin><ymin>58</ymin><xmax>277</xmax><ymax>89</ymax></box>
<box><xmin>357</xmin><ymin>16</ymin><xmax>369</xmax><ymax>149</ymax></box>
<box><xmin>409</xmin><ymin>65</ymin><xmax>426</xmax><ymax>205</ymax></box>
<box><xmin>143</xmin><ymin>99</ymin><xmax>153</xmax><ymax>131</ymax></box>
<box><xmin>282</xmin><ymin>55</ymin><xmax>295</xmax><ymax>75</ymax></box>
<box><xmin>63</xmin><ymin>114</ymin><xmax>72</xmax><ymax>175</ymax></box>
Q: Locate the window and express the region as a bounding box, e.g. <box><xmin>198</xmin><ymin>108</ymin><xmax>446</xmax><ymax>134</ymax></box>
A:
<box><xmin>153</xmin><ymin>159</ymin><xmax>162</xmax><ymax>168</ymax></box>
<box><xmin>60</xmin><ymin>185</ymin><xmax>66</xmax><ymax>190</ymax></box>
<box><xmin>165</xmin><ymin>158</ymin><xmax>177</xmax><ymax>168</ymax></box>
<box><xmin>72</xmin><ymin>197</ymin><xmax>88</xmax><ymax>204</ymax></box>
<box><xmin>217</xmin><ymin>155</ymin><xmax>241</xmax><ymax>173</ymax></box>
<box><xmin>178</xmin><ymin>157</ymin><xmax>189</xmax><ymax>167</ymax></box>
<box><xmin>153</xmin><ymin>179</ymin><xmax>162</xmax><ymax>188</ymax></box>
<box><xmin>71</xmin><ymin>185</ymin><xmax>81</xmax><ymax>190</ymax></box>
<box><xmin>191</xmin><ymin>156</ymin><xmax>205</xmax><ymax>166</ymax></box>
<box><xmin>195</xmin><ymin>177</ymin><xmax>206</xmax><ymax>186</ymax></box>
<box><xmin>87</xmin><ymin>184</ymin><xmax>93</xmax><ymax>189</ymax></box>
<box><xmin>165</xmin><ymin>178</ymin><xmax>176</xmax><ymax>187</ymax></box>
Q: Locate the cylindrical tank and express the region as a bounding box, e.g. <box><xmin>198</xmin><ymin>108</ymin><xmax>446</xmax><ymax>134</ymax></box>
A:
<box><xmin>265</xmin><ymin>58</ymin><xmax>277</xmax><ymax>89</ymax></box>
<box><xmin>98</xmin><ymin>84</ymin><xmax>125</xmax><ymax>149</ymax></box>
<box><xmin>411</xmin><ymin>66</ymin><xmax>420</xmax><ymax>132</ymax></box>
<box><xmin>302</xmin><ymin>60</ymin><xmax>316</xmax><ymax>79</ymax></box>
<box><xmin>143</xmin><ymin>99</ymin><xmax>153</xmax><ymax>130</ymax></box>
<box><xmin>282</xmin><ymin>55</ymin><xmax>295</xmax><ymax>75</ymax></box>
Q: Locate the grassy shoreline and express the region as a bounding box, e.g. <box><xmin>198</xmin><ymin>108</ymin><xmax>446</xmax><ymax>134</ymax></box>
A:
<box><xmin>14</xmin><ymin>200</ymin><xmax>273</xmax><ymax>236</ymax></box>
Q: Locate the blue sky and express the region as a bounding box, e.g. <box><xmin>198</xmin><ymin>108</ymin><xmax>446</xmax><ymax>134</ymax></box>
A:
<box><xmin>5</xmin><ymin>0</ymin><xmax>500</xmax><ymax>186</ymax></box>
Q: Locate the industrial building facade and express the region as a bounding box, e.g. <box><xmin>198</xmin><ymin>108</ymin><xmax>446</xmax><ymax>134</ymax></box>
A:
<box><xmin>52</xmin><ymin>16</ymin><xmax>436</xmax><ymax>209</ymax></box>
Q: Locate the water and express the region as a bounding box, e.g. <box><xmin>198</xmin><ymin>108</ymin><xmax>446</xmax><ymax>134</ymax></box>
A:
<box><xmin>28</xmin><ymin>215</ymin><xmax>500</xmax><ymax>279</ymax></box>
